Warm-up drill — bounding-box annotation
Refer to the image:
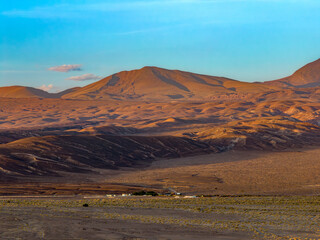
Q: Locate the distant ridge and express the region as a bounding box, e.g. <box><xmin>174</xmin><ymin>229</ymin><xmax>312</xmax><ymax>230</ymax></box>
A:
<box><xmin>62</xmin><ymin>66</ymin><xmax>277</xmax><ymax>101</ymax></box>
<box><xmin>264</xmin><ymin>58</ymin><xmax>320</xmax><ymax>88</ymax></box>
<box><xmin>0</xmin><ymin>86</ymin><xmax>55</xmax><ymax>98</ymax></box>
<box><xmin>0</xmin><ymin>86</ymin><xmax>80</xmax><ymax>99</ymax></box>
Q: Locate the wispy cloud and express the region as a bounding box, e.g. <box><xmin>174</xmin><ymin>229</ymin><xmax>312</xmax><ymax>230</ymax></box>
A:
<box><xmin>48</xmin><ymin>64</ymin><xmax>82</xmax><ymax>72</ymax></box>
<box><xmin>2</xmin><ymin>4</ymin><xmax>79</xmax><ymax>19</ymax></box>
<box><xmin>1</xmin><ymin>2</ymin><xmax>178</xmax><ymax>18</ymax></box>
<box><xmin>66</xmin><ymin>73</ymin><xmax>101</xmax><ymax>81</ymax></box>
<box><xmin>38</xmin><ymin>84</ymin><xmax>53</xmax><ymax>92</ymax></box>
<box><xmin>3</xmin><ymin>0</ymin><xmax>306</xmax><ymax>19</ymax></box>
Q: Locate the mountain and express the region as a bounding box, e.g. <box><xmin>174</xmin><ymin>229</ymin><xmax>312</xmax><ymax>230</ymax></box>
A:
<box><xmin>264</xmin><ymin>58</ymin><xmax>320</xmax><ymax>88</ymax></box>
<box><xmin>2</xmin><ymin>59</ymin><xmax>320</xmax><ymax>101</ymax></box>
<box><xmin>62</xmin><ymin>66</ymin><xmax>278</xmax><ymax>101</ymax></box>
<box><xmin>0</xmin><ymin>86</ymin><xmax>55</xmax><ymax>98</ymax></box>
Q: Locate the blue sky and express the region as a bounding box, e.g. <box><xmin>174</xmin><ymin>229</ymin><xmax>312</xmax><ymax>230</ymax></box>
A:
<box><xmin>1</xmin><ymin>0</ymin><xmax>320</xmax><ymax>92</ymax></box>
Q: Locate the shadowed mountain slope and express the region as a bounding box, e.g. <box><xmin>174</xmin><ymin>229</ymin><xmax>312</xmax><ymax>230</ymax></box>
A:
<box><xmin>264</xmin><ymin>59</ymin><xmax>320</xmax><ymax>88</ymax></box>
<box><xmin>62</xmin><ymin>66</ymin><xmax>278</xmax><ymax>101</ymax></box>
<box><xmin>0</xmin><ymin>135</ymin><xmax>216</xmax><ymax>177</ymax></box>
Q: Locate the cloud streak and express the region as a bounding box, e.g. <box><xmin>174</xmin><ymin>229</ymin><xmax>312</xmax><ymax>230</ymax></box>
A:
<box><xmin>66</xmin><ymin>73</ymin><xmax>101</xmax><ymax>81</ymax></box>
<box><xmin>48</xmin><ymin>64</ymin><xmax>82</xmax><ymax>72</ymax></box>
<box><xmin>3</xmin><ymin>0</ymin><xmax>311</xmax><ymax>19</ymax></box>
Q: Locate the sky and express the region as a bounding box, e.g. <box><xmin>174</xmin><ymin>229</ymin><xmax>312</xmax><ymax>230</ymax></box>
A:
<box><xmin>0</xmin><ymin>0</ymin><xmax>320</xmax><ymax>92</ymax></box>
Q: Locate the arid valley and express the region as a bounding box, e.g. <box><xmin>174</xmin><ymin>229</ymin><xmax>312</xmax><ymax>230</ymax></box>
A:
<box><xmin>2</xmin><ymin>0</ymin><xmax>320</xmax><ymax>238</ymax></box>
<box><xmin>1</xmin><ymin>59</ymin><xmax>320</xmax><ymax>238</ymax></box>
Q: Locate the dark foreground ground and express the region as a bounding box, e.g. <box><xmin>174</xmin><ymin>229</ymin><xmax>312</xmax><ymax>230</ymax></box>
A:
<box><xmin>0</xmin><ymin>196</ymin><xmax>319</xmax><ymax>240</ymax></box>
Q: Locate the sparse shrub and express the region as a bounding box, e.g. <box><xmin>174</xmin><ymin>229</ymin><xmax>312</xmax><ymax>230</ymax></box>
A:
<box><xmin>145</xmin><ymin>191</ymin><xmax>158</xmax><ymax>196</ymax></box>
<box><xmin>132</xmin><ymin>190</ymin><xmax>158</xmax><ymax>196</ymax></box>
<box><xmin>132</xmin><ymin>190</ymin><xmax>147</xmax><ymax>196</ymax></box>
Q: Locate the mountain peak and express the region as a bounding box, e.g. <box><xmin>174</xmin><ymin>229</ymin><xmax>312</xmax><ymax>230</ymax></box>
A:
<box><xmin>138</xmin><ymin>66</ymin><xmax>172</xmax><ymax>73</ymax></box>
<box><xmin>141</xmin><ymin>66</ymin><xmax>160</xmax><ymax>70</ymax></box>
